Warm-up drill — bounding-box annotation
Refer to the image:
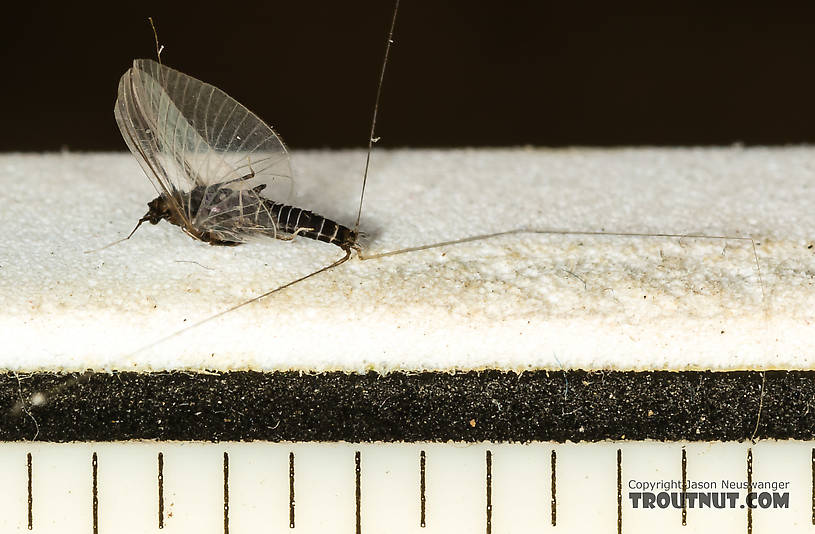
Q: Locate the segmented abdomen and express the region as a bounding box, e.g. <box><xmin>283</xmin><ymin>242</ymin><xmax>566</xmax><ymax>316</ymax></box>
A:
<box><xmin>268</xmin><ymin>201</ymin><xmax>357</xmax><ymax>251</ymax></box>
<box><xmin>182</xmin><ymin>185</ymin><xmax>357</xmax><ymax>251</ymax></box>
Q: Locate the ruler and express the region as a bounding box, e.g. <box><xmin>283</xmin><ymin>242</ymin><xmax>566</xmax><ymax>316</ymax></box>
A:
<box><xmin>0</xmin><ymin>441</ymin><xmax>809</xmax><ymax>533</ymax></box>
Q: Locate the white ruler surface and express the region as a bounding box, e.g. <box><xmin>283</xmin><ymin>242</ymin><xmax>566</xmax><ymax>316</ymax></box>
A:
<box><xmin>0</xmin><ymin>441</ymin><xmax>809</xmax><ymax>533</ymax></box>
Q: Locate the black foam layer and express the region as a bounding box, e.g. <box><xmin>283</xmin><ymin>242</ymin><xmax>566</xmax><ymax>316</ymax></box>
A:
<box><xmin>0</xmin><ymin>371</ymin><xmax>809</xmax><ymax>442</ymax></box>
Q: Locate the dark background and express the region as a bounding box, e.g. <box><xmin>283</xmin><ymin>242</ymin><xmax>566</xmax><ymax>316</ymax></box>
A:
<box><xmin>4</xmin><ymin>2</ymin><xmax>815</xmax><ymax>151</ymax></box>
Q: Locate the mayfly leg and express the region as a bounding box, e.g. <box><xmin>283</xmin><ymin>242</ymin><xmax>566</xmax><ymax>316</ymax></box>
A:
<box><xmin>221</xmin><ymin>155</ymin><xmax>256</xmax><ymax>187</ymax></box>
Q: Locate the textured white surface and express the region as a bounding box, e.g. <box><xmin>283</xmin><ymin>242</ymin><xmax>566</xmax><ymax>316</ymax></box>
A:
<box><xmin>0</xmin><ymin>148</ymin><xmax>813</xmax><ymax>371</ymax></box>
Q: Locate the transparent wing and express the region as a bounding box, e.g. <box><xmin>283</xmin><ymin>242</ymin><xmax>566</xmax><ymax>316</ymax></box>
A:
<box><xmin>114</xmin><ymin>59</ymin><xmax>293</xmax><ymax>238</ymax></box>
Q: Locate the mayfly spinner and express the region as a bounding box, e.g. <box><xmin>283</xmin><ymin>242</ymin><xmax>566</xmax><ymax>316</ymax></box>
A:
<box><xmin>115</xmin><ymin>58</ymin><xmax>359</xmax><ymax>261</ymax></box>
<box><xmin>114</xmin><ymin>4</ymin><xmax>399</xmax><ymax>298</ymax></box>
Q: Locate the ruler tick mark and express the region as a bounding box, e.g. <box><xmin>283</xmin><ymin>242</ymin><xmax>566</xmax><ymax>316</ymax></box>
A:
<box><xmin>420</xmin><ymin>450</ymin><xmax>426</xmax><ymax>528</ymax></box>
<box><xmin>617</xmin><ymin>449</ymin><xmax>622</xmax><ymax>534</ymax></box>
<box><xmin>681</xmin><ymin>447</ymin><xmax>687</xmax><ymax>526</ymax></box>
<box><xmin>289</xmin><ymin>452</ymin><xmax>295</xmax><ymax>528</ymax></box>
<box><xmin>92</xmin><ymin>452</ymin><xmax>98</xmax><ymax>534</ymax></box>
<box><xmin>811</xmin><ymin>448</ymin><xmax>815</xmax><ymax>525</ymax></box>
<box><xmin>355</xmin><ymin>451</ymin><xmax>362</xmax><ymax>534</ymax></box>
<box><xmin>224</xmin><ymin>452</ymin><xmax>230</xmax><ymax>534</ymax></box>
<box><xmin>26</xmin><ymin>452</ymin><xmax>32</xmax><ymax>530</ymax></box>
<box><xmin>550</xmin><ymin>450</ymin><xmax>557</xmax><ymax>527</ymax></box>
<box><xmin>746</xmin><ymin>449</ymin><xmax>752</xmax><ymax>534</ymax></box>
<box><xmin>486</xmin><ymin>450</ymin><xmax>492</xmax><ymax>534</ymax></box>
<box><xmin>158</xmin><ymin>452</ymin><xmax>164</xmax><ymax>529</ymax></box>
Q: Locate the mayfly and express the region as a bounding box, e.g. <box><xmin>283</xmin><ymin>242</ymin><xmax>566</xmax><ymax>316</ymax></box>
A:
<box><xmin>115</xmin><ymin>57</ymin><xmax>361</xmax><ymax>256</ymax></box>
<box><xmin>113</xmin><ymin>5</ymin><xmax>399</xmax><ymax>325</ymax></box>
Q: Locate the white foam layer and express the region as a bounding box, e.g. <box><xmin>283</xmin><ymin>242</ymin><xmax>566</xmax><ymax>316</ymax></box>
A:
<box><xmin>0</xmin><ymin>148</ymin><xmax>812</xmax><ymax>371</ymax></box>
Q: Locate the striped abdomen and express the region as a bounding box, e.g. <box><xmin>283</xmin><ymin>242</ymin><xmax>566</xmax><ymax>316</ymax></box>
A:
<box><xmin>268</xmin><ymin>201</ymin><xmax>358</xmax><ymax>252</ymax></box>
<box><xmin>151</xmin><ymin>186</ymin><xmax>359</xmax><ymax>251</ymax></box>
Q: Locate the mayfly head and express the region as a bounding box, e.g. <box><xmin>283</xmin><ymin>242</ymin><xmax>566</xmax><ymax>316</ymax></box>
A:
<box><xmin>145</xmin><ymin>195</ymin><xmax>173</xmax><ymax>225</ymax></box>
